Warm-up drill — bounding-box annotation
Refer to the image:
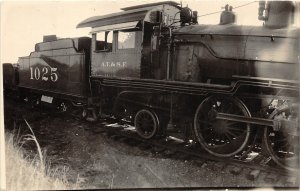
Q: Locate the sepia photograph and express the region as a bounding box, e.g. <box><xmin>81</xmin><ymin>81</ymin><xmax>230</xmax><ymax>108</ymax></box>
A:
<box><xmin>0</xmin><ymin>0</ymin><xmax>299</xmax><ymax>190</ymax></box>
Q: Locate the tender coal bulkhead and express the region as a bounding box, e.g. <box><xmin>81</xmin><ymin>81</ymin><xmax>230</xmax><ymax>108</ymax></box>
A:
<box><xmin>3</xmin><ymin>1</ymin><xmax>300</xmax><ymax>172</ymax></box>
<box><xmin>12</xmin><ymin>36</ymin><xmax>92</xmax><ymax>111</ymax></box>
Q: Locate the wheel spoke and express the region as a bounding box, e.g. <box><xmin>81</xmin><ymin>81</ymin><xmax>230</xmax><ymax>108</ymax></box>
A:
<box><xmin>198</xmin><ymin>120</ymin><xmax>213</xmax><ymax>126</ymax></box>
<box><xmin>224</xmin><ymin>133</ymin><xmax>233</xmax><ymax>142</ymax></box>
<box><xmin>225</xmin><ymin>103</ymin><xmax>233</xmax><ymax>113</ymax></box>
<box><xmin>227</xmin><ymin>126</ymin><xmax>245</xmax><ymax>132</ymax></box>
<box><xmin>226</xmin><ymin>121</ymin><xmax>239</xmax><ymax>127</ymax></box>
<box><xmin>201</xmin><ymin>127</ymin><xmax>213</xmax><ymax>132</ymax></box>
<box><xmin>205</xmin><ymin>130</ymin><xmax>215</xmax><ymax>140</ymax></box>
<box><xmin>226</xmin><ymin>130</ymin><xmax>240</xmax><ymax>138</ymax></box>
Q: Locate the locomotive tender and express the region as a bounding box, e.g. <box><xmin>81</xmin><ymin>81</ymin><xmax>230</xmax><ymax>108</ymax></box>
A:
<box><xmin>3</xmin><ymin>1</ymin><xmax>300</xmax><ymax>170</ymax></box>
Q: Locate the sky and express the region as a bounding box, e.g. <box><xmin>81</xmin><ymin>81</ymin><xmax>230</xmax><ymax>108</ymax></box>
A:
<box><xmin>0</xmin><ymin>0</ymin><xmax>263</xmax><ymax>63</ymax></box>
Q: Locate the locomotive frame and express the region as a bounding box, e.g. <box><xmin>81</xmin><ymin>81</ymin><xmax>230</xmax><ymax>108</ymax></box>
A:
<box><xmin>3</xmin><ymin>1</ymin><xmax>300</xmax><ymax>171</ymax></box>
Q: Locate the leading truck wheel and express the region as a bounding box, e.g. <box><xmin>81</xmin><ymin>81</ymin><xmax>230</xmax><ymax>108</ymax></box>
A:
<box><xmin>194</xmin><ymin>96</ymin><xmax>251</xmax><ymax>157</ymax></box>
<box><xmin>263</xmin><ymin>104</ymin><xmax>299</xmax><ymax>171</ymax></box>
<box><xmin>134</xmin><ymin>109</ymin><xmax>159</xmax><ymax>139</ymax></box>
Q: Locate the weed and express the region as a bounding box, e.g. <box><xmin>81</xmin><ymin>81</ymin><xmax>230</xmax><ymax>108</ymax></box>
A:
<box><xmin>5</xmin><ymin>120</ymin><xmax>79</xmax><ymax>190</ymax></box>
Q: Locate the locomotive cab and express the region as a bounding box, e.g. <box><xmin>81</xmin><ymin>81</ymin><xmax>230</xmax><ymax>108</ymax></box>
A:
<box><xmin>77</xmin><ymin>1</ymin><xmax>181</xmax><ymax>80</ymax></box>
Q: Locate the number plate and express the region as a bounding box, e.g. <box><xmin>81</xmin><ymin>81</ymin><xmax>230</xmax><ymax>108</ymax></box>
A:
<box><xmin>41</xmin><ymin>95</ymin><xmax>53</xmax><ymax>103</ymax></box>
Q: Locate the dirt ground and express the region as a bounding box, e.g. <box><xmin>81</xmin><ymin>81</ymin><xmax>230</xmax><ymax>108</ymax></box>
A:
<box><xmin>4</xmin><ymin>100</ymin><xmax>298</xmax><ymax>189</ymax></box>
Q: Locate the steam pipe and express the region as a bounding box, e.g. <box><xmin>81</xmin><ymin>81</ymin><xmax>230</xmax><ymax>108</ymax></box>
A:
<box><xmin>166</xmin><ymin>27</ymin><xmax>172</xmax><ymax>80</ymax></box>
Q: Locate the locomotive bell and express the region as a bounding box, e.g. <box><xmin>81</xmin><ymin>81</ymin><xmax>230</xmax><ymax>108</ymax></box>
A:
<box><xmin>180</xmin><ymin>7</ymin><xmax>192</xmax><ymax>25</ymax></box>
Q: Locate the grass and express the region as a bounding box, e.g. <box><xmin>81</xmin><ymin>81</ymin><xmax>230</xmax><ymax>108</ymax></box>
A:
<box><xmin>5</xmin><ymin>120</ymin><xmax>78</xmax><ymax>190</ymax></box>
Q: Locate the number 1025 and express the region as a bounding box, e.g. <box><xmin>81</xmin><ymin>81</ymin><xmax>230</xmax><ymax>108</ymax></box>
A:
<box><xmin>30</xmin><ymin>66</ymin><xmax>58</xmax><ymax>82</ymax></box>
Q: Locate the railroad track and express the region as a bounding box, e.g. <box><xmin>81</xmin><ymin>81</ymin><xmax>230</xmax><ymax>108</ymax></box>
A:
<box><xmin>79</xmin><ymin>117</ymin><xmax>299</xmax><ymax>186</ymax></box>
<box><xmin>4</xmin><ymin>98</ymin><xmax>299</xmax><ymax>187</ymax></box>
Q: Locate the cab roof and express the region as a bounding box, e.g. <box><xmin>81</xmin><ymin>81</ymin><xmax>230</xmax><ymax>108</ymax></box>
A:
<box><xmin>77</xmin><ymin>1</ymin><xmax>180</xmax><ymax>29</ymax></box>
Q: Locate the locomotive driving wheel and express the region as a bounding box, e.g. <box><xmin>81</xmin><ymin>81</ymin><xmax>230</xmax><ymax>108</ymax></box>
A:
<box><xmin>263</xmin><ymin>104</ymin><xmax>299</xmax><ymax>171</ymax></box>
<box><xmin>194</xmin><ymin>96</ymin><xmax>251</xmax><ymax>157</ymax></box>
<box><xmin>134</xmin><ymin>109</ymin><xmax>159</xmax><ymax>139</ymax></box>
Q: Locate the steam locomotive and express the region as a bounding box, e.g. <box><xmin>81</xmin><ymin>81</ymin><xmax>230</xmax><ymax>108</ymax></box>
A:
<box><xmin>3</xmin><ymin>1</ymin><xmax>299</xmax><ymax>171</ymax></box>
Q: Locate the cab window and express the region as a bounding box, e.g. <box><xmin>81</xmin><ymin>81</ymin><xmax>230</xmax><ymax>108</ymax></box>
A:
<box><xmin>94</xmin><ymin>31</ymin><xmax>113</xmax><ymax>51</ymax></box>
<box><xmin>118</xmin><ymin>31</ymin><xmax>135</xmax><ymax>49</ymax></box>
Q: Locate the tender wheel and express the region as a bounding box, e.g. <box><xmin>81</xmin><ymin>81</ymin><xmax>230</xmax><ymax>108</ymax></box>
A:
<box><xmin>263</xmin><ymin>104</ymin><xmax>299</xmax><ymax>171</ymax></box>
<box><xmin>134</xmin><ymin>109</ymin><xmax>159</xmax><ymax>139</ymax></box>
<box><xmin>194</xmin><ymin>96</ymin><xmax>251</xmax><ymax>157</ymax></box>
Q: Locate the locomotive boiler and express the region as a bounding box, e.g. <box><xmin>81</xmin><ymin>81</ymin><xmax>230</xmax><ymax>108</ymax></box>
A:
<box><xmin>3</xmin><ymin>1</ymin><xmax>299</xmax><ymax>171</ymax></box>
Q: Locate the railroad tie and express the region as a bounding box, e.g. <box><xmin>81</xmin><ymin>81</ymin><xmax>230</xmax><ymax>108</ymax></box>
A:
<box><xmin>229</xmin><ymin>165</ymin><xmax>243</xmax><ymax>175</ymax></box>
<box><xmin>138</xmin><ymin>143</ymin><xmax>152</xmax><ymax>150</ymax></box>
<box><xmin>200</xmin><ymin>162</ymin><xmax>208</xmax><ymax>169</ymax></box>
<box><xmin>153</xmin><ymin>146</ymin><xmax>166</xmax><ymax>153</ymax></box>
<box><xmin>119</xmin><ymin>137</ymin><xmax>130</xmax><ymax>142</ymax></box>
<box><xmin>259</xmin><ymin>156</ymin><xmax>272</xmax><ymax>166</ymax></box>
<box><xmin>193</xmin><ymin>159</ymin><xmax>205</xmax><ymax>167</ymax></box>
<box><xmin>126</xmin><ymin>139</ymin><xmax>140</xmax><ymax>146</ymax></box>
<box><xmin>247</xmin><ymin>169</ymin><xmax>261</xmax><ymax>180</ymax></box>
<box><xmin>284</xmin><ymin>176</ymin><xmax>297</xmax><ymax>185</ymax></box>
<box><xmin>92</xmin><ymin>128</ymin><xmax>106</xmax><ymax>134</ymax></box>
<box><xmin>211</xmin><ymin>162</ymin><xmax>226</xmax><ymax>171</ymax></box>
<box><xmin>264</xmin><ymin>173</ymin><xmax>278</xmax><ymax>182</ymax></box>
<box><xmin>176</xmin><ymin>153</ymin><xmax>190</xmax><ymax>161</ymax></box>
<box><xmin>163</xmin><ymin>149</ymin><xmax>177</xmax><ymax>157</ymax></box>
<box><xmin>110</xmin><ymin>135</ymin><xmax>122</xmax><ymax>141</ymax></box>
